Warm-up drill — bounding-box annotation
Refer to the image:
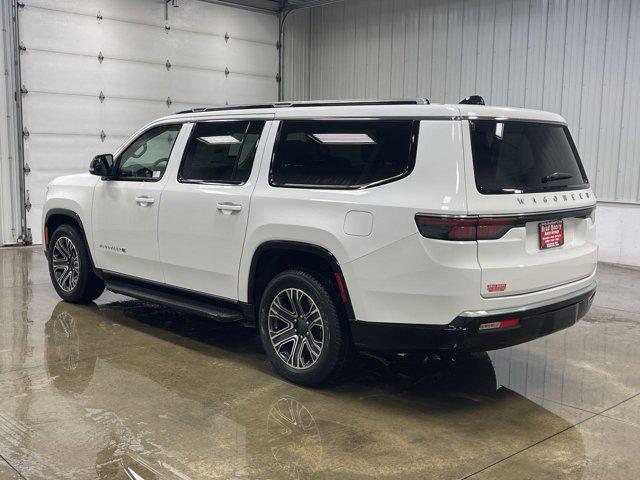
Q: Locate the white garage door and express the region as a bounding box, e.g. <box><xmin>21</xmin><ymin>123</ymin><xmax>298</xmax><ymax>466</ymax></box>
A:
<box><xmin>18</xmin><ymin>0</ymin><xmax>278</xmax><ymax>243</ymax></box>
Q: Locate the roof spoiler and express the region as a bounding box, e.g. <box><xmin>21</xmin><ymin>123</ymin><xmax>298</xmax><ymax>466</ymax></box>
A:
<box><xmin>459</xmin><ymin>95</ymin><xmax>485</xmax><ymax>105</ymax></box>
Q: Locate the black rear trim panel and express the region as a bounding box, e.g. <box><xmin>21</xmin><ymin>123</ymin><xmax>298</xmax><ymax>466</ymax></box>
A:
<box><xmin>350</xmin><ymin>282</ymin><xmax>596</xmax><ymax>353</ymax></box>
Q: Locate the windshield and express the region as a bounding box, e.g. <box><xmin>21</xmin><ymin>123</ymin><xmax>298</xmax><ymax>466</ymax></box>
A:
<box><xmin>469</xmin><ymin>120</ymin><xmax>589</xmax><ymax>194</ymax></box>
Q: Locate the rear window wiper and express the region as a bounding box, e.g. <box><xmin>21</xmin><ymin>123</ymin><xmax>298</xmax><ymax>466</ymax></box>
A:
<box><xmin>541</xmin><ymin>172</ymin><xmax>573</xmax><ymax>183</ymax></box>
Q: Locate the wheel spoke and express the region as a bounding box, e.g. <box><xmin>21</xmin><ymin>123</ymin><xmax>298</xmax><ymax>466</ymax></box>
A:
<box><xmin>60</xmin><ymin>269</ymin><xmax>73</xmax><ymax>289</ymax></box>
<box><xmin>281</xmin><ymin>335</ymin><xmax>297</xmax><ymax>366</ymax></box>
<box><xmin>304</xmin><ymin>337</ymin><xmax>321</xmax><ymax>362</ymax></box>
<box><xmin>307</xmin><ymin>310</ymin><xmax>322</xmax><ymax>328</ymax></box>
<box><xmin>270</xmin><ymin>326</ymin><xmax>296</xmax><ymax>349</ymax></box>
<box><xmin>301</xmin><ymin>298</ymin><xmax>315</xmax><ymax>317</ymax></box>
<box><xmin>58</xmin><ymin>239</ymin><xmax>71</xmax><ymax>258</ymax></box>
<box><xmin>285</xmin><ymin>289</ymin><xmax>299</xmax><ymax>316</ymax></box>
<box><xmin>53</xmin><ymin>244</ymin><xmax>68</xmax><ymax>262</ymax></box>
<box><xmin>291</xmin><ymin>335</ymin><xmax>305</xmax><ymax>368</ymax></box>
<box><xmin>53</xmin><ymin>264</ymin><xmax>68</xmax><ymax>274</ymax></box>
<box><xmin>270</xmin><ymin>301</ymin><xmax>296</xmax><ymax>324</ymax></box>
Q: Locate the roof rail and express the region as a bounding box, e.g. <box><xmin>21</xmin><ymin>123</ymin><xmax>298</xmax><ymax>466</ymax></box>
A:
<box><xmin>174</xmin><ymin>98</ymin><xmax>430</xmax><ymax>115</ymax></box>
<box><xmin>174</xmin><ymin>103</ymin><xmax>274</xmax><ymax>115</ymax></box>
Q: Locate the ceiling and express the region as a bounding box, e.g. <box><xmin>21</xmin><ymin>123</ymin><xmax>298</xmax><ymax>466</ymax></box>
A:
<box><xmin>196</xmin><ymin>0</ymin><xmax>342</xmax><ymax>14</ymax></box>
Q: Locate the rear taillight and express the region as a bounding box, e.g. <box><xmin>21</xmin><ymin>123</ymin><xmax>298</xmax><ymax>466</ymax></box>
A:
<box><xmin>415</xmin><ymin>215</ymin><xmax>524</xmax><ymax>241</ymax></box>
<box><xmin>416</xmin><ymin>207</ymin><xmax>595</xmax><ymax>241</ymax></box>
<box><xmin>476</xmin><ymin>217</ymin><xmax>522</xmax><ymax>240</ymax></box>
<box><xmin>414</xmin><ymin>216</ymin><xmax>477</xmax><ymax>240</ymax></box>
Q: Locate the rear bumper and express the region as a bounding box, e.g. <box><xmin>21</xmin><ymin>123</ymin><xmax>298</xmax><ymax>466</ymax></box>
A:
<box><xmin>349</xmin><ymin>281</ymin><xmax>596</xmax><ymax>353</ymax></box>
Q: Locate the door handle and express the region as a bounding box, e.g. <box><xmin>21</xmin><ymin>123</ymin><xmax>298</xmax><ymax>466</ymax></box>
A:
<box><xmin>217</xmin><ymin>202</ymin><xmax>242</xmax><ymax>213</ymax></box>
<box><xmin>135</xmin><ymin>195</ymin><xmax>155</xmax><ymax>206</ymax></box>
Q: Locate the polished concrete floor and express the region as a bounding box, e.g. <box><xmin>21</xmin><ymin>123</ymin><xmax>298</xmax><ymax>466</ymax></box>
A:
<box><xmin>0</xmin><ymin>246</ymin><xmax>639</xmax><ymax>480</ymax></box>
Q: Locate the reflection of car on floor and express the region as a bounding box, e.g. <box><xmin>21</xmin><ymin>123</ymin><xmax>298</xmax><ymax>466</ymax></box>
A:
<box><xmin>40</xmin><ymin>301</ymin><xmax>586</xmax><ymax>480</ymax></box>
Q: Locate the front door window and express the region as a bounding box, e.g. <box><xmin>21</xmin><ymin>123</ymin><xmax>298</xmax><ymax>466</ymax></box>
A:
<box><xmin>117</xmin><ymin>125</ymin><xmax>181</xmax><ymax>180</ymax></box>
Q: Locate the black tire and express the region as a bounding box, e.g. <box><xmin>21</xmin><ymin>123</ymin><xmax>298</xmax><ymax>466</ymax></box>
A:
<box><xmin>47</xmin><ymin>224</ymin><xmax>105</xmax><ymax>303</ymax></box>
<box><xmin>258</xmin><ymin>269</ymin><xmax>352</xmax><ymax>386</ymax></box>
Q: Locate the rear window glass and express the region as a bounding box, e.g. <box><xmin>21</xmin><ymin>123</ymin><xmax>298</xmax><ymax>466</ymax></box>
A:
<box><xmin>270</xmin><ymin>120</ymin><xmax>418</xmax><ymax>188</ymax></box>
<box><xmin>470</xmin><ymin>120</ymin><xmax>589</xmax><ymax>194</ymax></box>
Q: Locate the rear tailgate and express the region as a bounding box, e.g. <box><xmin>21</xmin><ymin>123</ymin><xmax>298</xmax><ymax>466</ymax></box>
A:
<box><xmin>477</xmin><ymin>207</ymin><xmax>596</xmax><ymax>297</ymax></box>
<box><xmin>462</xmin><ymin>113</ymin><xmax>597</xmax><ymax>298</ymax></box>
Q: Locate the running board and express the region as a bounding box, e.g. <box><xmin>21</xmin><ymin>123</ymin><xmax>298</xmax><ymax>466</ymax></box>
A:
<box><xmin>105</xmin><ymin>279</ymin><xmax>244</xmax><ymax>323</ymax></box>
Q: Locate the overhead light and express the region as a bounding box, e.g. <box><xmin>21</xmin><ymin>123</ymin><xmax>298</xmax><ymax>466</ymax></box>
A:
<box><xmin>310</xmin><ymin>133</ymin><xmax>376</xmax><ymax>144</ymax></box>
<box><xmin>197</xmin><ymin>135</ymin><xmax>241</xmax><ymax>145</ymax></box>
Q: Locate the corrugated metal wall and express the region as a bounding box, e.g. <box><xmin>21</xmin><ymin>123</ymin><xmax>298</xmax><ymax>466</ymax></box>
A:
<box><xmin>283</xmin><ymin>8</ymin><xmax>311</xmax><ymax>100</ymax></box>
<box><xmin>283</xmin><ymin>0</ymin><xmax>640</xmax><ymax>203</ymax></box>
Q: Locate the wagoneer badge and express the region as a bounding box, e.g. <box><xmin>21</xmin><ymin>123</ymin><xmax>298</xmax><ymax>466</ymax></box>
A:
<box><xmin>516</xmin><ymin>192</ymin><xmax>590</xmax><ymax>206</ymax></box>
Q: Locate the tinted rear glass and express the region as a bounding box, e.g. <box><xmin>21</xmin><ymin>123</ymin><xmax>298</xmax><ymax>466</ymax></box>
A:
<box><xmin>270</xmin><ymin>120</ymin><xmax>418</xmax><ymax>188</ymax></box>
<box><xmin>470</xmin><ymin>120</ymin><xmax>589</xmax><ymax>194</ymax></box>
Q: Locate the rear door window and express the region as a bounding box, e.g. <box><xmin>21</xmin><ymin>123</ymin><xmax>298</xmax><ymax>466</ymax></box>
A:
<box><xmin>179</xmin><ymin>121</ymin><xmax>265</xmax><ymax>184</ymax></box>
<box><xmin>469</xmin><ymin>120</ymin><xmax>589</xmax><ymax>194</ymax></box>
<box><xmin>270</xmin><ymin>120</ymin><xmax>418</xmax><ymax>188</ymax></box>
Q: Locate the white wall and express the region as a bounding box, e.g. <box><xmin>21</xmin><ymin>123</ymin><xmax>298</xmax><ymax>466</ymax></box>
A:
<box><xmin>596</xmin><ymin>204</ymin><xmax>640</xmax><ymax>268</ymax></box>
<box><xmin>13</xmin><ymin>0</ymin><xmax>279</xmax><ymax>244</ymax></box>
<box><xmin>284</xmin><ymin>0</ymin><xmax>640</xmax><ymax>267</ymax></box>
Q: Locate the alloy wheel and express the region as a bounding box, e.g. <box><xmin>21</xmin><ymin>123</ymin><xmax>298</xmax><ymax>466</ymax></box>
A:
<box><xmin>52</xmin><ymin>236</ymin><xmax>80</xmax><ymax>292</ymax></box>
<box><xmin>268</xmin><ymin>288</ymin><xmax>325</xmax><ymax>370</ymax></box>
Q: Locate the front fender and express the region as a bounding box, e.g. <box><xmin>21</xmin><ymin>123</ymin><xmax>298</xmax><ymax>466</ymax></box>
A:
<box><xmin>43</xmin><ymin>174</ymin><xmax>98</xmax><ymax>262</ymax></box>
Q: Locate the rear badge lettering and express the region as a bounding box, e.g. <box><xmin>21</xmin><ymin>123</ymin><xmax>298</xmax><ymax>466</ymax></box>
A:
<box><xmin>487</xmin><ymin>283</ymin><xmax>507</xmax><ymax>292</ymax></box>
<box><xmin>516</xmin><ymin>191</ymin><xmax>591</xmax><ymax>207</ymax></box>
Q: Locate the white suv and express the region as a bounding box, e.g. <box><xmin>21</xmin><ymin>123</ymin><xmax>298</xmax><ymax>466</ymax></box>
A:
<box><xmin>43</xmin><ymin>99</ymin><xmax>597</xmax><ymax>385</ymax></box>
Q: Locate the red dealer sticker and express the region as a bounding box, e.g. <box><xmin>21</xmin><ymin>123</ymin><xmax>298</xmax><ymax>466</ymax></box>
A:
<box><xmin>487</xmin><ymin>283</ymin><xmax>507</xmax><ymax>292</ymax></box>
<box><xmin>539</xmin><ymin>220</ymin><xmax>564</xmax><ymax>250</ymax></box>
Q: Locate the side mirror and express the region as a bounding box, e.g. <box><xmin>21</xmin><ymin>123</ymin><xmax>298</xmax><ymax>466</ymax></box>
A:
<box><xmin>89</xmin><ymin>154</ymin><xmax>114</xmax><ymax>178</ymax></box>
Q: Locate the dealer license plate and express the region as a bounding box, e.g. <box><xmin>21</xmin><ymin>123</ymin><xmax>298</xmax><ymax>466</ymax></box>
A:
<box><xmin>539</xmin><ymin>220</ymin><xmax>564</xmax><ymax>250</ymax></box>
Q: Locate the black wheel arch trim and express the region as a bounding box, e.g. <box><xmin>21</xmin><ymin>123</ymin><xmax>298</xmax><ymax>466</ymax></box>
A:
<box><xmin>44</xmin><ymin>208</ymin><xmax>98</xmax><ymax>272</ymax></box>
<box><xmin>247</xmin><ymin>240</ymin><xmax>356</xmax><ymax>320</ymax></box>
